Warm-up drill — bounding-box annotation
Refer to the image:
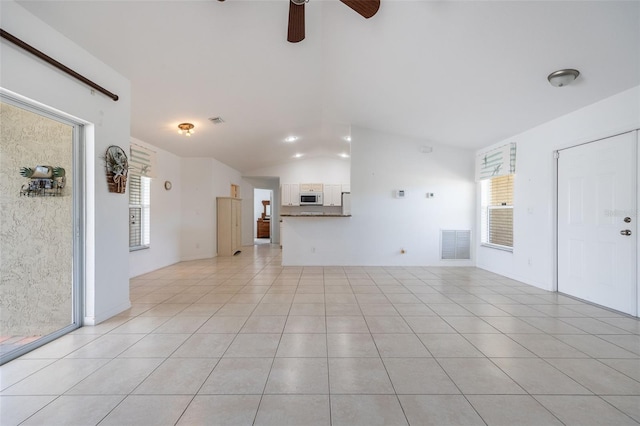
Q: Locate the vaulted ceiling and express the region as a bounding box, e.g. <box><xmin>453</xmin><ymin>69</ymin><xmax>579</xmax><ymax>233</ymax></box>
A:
<box><xmin>16</xmin><ymin>1</ymin><xmax>640</xmax><ymax>172</ymax></box>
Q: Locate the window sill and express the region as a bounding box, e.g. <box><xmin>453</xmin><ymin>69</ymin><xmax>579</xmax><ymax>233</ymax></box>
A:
<box><xmin>480</xmin><ymin>243</ymin><xmax>513</xmax><ymax>253</ymax></box>
<box><xmin>129</xmin><ymin>245</ymin><xmax>150</xmax><ymax>252</ymax></box>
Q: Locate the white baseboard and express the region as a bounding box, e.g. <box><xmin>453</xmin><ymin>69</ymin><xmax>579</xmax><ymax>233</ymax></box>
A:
<box><xmin>84</xmin><ymin>300</ymin><xmax>131</xmax><ymax>325</ymax></box>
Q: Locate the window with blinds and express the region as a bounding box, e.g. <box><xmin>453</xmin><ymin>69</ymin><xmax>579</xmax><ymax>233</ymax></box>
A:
<box><xmin>481</xmin><ymin>174</ymin><xmax>513</xmax><ymax>249</ymax></box>
<box><xmin>129</xmin><ymin>175</ymin><xmax>150</xmax><ymax>250</ymax></box>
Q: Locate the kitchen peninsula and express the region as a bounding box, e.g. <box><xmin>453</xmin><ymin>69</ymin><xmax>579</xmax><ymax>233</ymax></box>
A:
<box><xmin>281</xmin><ymin>212</ymin><xmax>351</xmax><ymax>217</ymax></box>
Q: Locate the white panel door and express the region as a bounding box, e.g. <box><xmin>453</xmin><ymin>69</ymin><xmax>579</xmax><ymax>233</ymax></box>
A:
<box><xmin>558</xmin><ymin>132</ymin><xmax>637</xmax><ymax>315</ymax></box>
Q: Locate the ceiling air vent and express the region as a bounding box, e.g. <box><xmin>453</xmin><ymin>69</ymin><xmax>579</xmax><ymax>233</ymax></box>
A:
<box><xmin>209</xmin><ymin>116</ymin><xmax>225</xmax><ymax>125</ymax></box>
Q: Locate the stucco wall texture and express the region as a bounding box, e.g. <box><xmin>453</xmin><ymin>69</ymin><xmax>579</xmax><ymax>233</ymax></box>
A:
<box><xmin>1</xmin><ymin>101</ymin><xmax>74</xmax><ymax>336</ymax></box>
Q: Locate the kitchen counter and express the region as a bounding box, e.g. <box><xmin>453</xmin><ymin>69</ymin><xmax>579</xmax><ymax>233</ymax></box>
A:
<box><xmin>281</xmin><ymin>213</ymin><xmax>351</xmax><ymax>217</ymax></box>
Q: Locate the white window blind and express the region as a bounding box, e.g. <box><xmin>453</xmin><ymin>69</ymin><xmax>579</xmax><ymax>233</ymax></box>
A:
<box><xmin>129</xmin><ymin>143</ymin><xmax>157</xmax><ymax>178</ymax></box>
<box><xmin>481</xmin><ymin>174</ymin><xmax>514</xmax><ymax>249</ymax></box>
<box><xmin>129</xmin><ymin>175</ymin><xmax>151</xmax><ymax>249</ymax></box>
<box><xmin>476</xmin><ymin>143</ymin><xmax>516</xmax><ymax>181</ymax></box>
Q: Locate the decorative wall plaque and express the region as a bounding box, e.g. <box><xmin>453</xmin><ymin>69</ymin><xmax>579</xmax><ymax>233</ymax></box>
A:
<box><xmin>19</xmin><ymin>165</ymin><xmax>66</xmax><ymax>197</ymax></box>
<box><xmin>104</xmin><ymin>145</ymin><xmax>128</xmax><ymax>194</ymax></box>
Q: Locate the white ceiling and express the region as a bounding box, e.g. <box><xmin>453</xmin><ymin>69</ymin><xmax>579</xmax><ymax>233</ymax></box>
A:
<box><xmin>16</xmin><ymin>0</ymin><xmax>640</xmax><ymax>173</ymax></box>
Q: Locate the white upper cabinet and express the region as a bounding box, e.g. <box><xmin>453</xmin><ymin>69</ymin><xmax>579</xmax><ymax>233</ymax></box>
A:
<box><xmin>300</xmin><ymin>183</ymin><xmax>323</xmax><ymax>192</ymax></box>
<box><xmin>323</xmin><ymin>184</ymin><xmax>342</xmax><ymax>206</ymax></box>
<box><xmin>281</xmin><ymin>183</ymin><xmax>300</xmax><ymax>206</ymax></box>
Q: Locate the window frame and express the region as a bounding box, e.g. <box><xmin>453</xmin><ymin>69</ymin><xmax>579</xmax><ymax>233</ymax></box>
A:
<box><xmin>129</xmin><ymin>174</ymin><xmax>151</xmax><ymax>251</ymax></box>
<box><xmin>480</xmin><ymin>175</ymin><xmax>514</xmax><ymax>252</ymax></box>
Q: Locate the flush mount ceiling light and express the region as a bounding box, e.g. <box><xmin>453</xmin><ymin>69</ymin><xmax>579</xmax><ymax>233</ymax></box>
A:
<box><xmin>338</xmin><ymin>153</ymin><xmax>350</xmax><ymax>158</ymax></box>
<box><xmin>293</xmin><ymin>153</ymin><xmax>304</xmax><ymax>158</ymax></box>
<box><xmin>178</xmin><ymin>123</ymin><xmax>195</xmax><ymax>136</ymax></box>
<box><xmin>343</xmin><ymin>136</ymin><xmax>352</xmax><ymax>142</ymax></box>
<box><xmin>547</xmin><ymin>69</ymin><xmax>580</xmax><ymax>87</ymax></box>
<box><xmin>284</xmin><ymin>136</ymin><xmax>298</xmax><ymax>143</ymax></box>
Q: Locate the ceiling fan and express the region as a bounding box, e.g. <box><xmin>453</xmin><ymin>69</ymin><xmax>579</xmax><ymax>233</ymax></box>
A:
<box><xmin>218</xmin><ymin>0</ymin><xmax>380</xmax><ymax>43</ymax></box>
<box><xmin>287</xmin><ymin>0</ymin><xmax>379</xmax><ymax>43</ymax></box>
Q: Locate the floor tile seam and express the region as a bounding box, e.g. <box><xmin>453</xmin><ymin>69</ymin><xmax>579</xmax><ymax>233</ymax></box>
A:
<box><xmin>555</xmin><ymin>316</ymin><xmax>625</xmax><ymax>334</ymax></box>
<box><xmin>554</xmin><ymin>333</ymin><xmax>640</xmax><ymax>358</ymax></box>
<box><xmin>529</xmin><ymin>356</ymin><xmax>640</xmax><ymax>395</ymax></box>
<box><xmin>21</xmin><ymin>393</ymin><xmax>111</xmax><ymax>426</ymax></box>
<box><xmin>484</xmin><ymin>352</ymin><xmax>597</xmax><ymax>399</ymax></box>
<box><xmin>589</xmin><ymin>358</ymin><xmax>640</xmax><ymax>386</ymax></box>
<box><xmin>249</xmin><ymin>296</ymin><xmax>294</xmax><ymax>425</ymax></box>
<box><xmin>529</xmin><ymin>393</ymin><xmax>640</xmax><ymax>426</ymax></box>
<box><xmin>426</xmin><ymin>350</ymin><xmax>479</xmax><ymax>422</ymax></box>
<box><xmin>73</xmin><ymin>387</ymin><xmax>128</xmax><ymax>425</ymax></box>
<box><xmin>506</xmin><ymin>331</ymin><xmax>613</xmax><ymax>360</ymax></box>
<box><xmin>457</xmin><ymin>328</ymin><xmax>538</xmax><ymax>358</ymax></box>
<box><xmin>110</xmin><ymin>315</ymin><xmax>174</xmax><ymax>335</ymax></box>
<box><xmin>0</xmin><ymin>362</ymin><xmax>62</xmax><ymax>393</ymax></box>
<box><xmin>323</xmin><ymin>290</ymin><xmax>333</xmax><ymax>426</ymax></box>
<box><xmin>62</xmin><ymin>334</ymin><xmax>147</xmax><ymax>361</ymax></box>
<box><xmin>123</xmin><ymin>341</ymin><xmax>218</xmax><ymax>398</ymax></box>
<box><xmin>360</xmin><ymin>307</ymin><xmax>413</xmax><ymax>426</ymax></box>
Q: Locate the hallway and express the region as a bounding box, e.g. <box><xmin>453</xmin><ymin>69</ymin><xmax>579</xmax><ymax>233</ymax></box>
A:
<box><xmin>2</xmin><ymin>244</ymin><xmax>639</xmax><ymax>425</ymax></box>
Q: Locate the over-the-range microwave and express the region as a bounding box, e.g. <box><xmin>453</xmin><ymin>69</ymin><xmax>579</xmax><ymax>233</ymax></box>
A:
<box><xmin>299</xmin><ymin>192</ymin><xmax>323</xmax><ymax>205</ymax></box>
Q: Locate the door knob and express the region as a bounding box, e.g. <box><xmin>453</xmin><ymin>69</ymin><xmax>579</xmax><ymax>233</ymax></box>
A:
<box><xmin>624</xmin><ymin>217</ymin><xmax>631</xmax><ymax>223</ymax></box>
<box><xmin>620</xmin><ymin>229</ymin><xmax>632</xmax><ymax>236</ymax></box>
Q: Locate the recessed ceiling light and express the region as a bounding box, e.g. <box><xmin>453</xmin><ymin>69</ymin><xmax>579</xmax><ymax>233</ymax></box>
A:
<box><xmin>284</xmin><ymin>136</ymin><xmax>298</xmax><ymax>143</ymax></box>
<box><xmin>293</xmin><ymin>153</ymin><xmax>304</xmax><ymax>158</ymax></box>
<box><xmin>343</xmin><ymin>136</ymin><xmax>352</xmax><ymax>142</ymax></box>
<box><xmin>338</xmin><ymin>153</ymin><xmax>350</xmax><ymax>158</ymax></box>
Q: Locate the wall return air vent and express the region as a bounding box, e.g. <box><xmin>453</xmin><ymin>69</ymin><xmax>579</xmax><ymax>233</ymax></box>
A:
<box><xmin>441</xmin><ymin>230</ymin><xmax>471</xmax><ymax>260</ymax></box>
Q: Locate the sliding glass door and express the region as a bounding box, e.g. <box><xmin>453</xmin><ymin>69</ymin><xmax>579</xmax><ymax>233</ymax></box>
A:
<box><xmin>0</xmin><ymin>95</ymin><xmax>83</xmax><ymax>364</ymax></box>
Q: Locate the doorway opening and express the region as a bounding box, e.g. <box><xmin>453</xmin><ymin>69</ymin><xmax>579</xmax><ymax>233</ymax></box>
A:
<box><xmin>254</xmin><ymin>188</ymin><xmax>273</xmax><ymax>245</ymax></box>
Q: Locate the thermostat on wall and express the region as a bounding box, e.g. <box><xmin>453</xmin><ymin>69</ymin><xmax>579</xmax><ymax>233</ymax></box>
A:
<box><xmin>395</xmin><ymin>190</ymin><xmax>405</xmax><ymax>198</ymax></box>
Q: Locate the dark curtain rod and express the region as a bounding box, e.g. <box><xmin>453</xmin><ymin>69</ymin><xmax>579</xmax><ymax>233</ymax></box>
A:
<box><xmin>1</xmin><ymin>28</ymin><xmax>119</xmax><ymax>101</ymax></box>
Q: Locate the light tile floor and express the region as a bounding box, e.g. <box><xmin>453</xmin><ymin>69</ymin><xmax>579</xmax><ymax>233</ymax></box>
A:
<box><xmin>2</xmin><ymin>244</ymin><xmax>640</xmax><ymax>425</ymax></box>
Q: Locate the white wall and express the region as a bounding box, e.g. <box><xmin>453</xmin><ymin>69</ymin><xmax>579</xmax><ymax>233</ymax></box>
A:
<box><xmin>282</xmin><ymin>127</ymin><xmax>476</xmax><ymax>266</ymax></box>
<box><xmin>1</xmin><ymin>1</ymin><xmax>132</xmax><ymax>324</ymax></box>
<box><xmin>247</xmin><ymin>157</ymin><xmax>351</xmax><ymax>185</ymax></box>
<box><xmin>180</xmin><ymin>157</ymin><xmax>249</xmax><ymax>260</ymax></box>
<box><xmin>477</xmin><ymin>86</ymin><xmax>640</xmax><ymax>291</ymax></box>
<box><xmin>129</xmin><ymin>138</ymin><xmax>182</xmax><ymax>278</ymax></box>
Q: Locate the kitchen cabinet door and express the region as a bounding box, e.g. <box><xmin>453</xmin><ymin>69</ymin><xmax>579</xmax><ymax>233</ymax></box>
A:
<box><xmin>323</xmin><ymin>184</ymin><xmax>342</xmax><ymax>206</ymax></box>
<box><xmin>281</xmin><ymin>183</ymin><xmax>300</xmax><ymax>206</ymax></box>
<box><xmin>300</xmin><ymin>183</ymin><xmax>323</xmax><ymax>192</ymax></box>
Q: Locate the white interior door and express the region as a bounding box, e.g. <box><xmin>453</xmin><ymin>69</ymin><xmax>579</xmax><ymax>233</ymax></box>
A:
<box><xmin>558</xmin><ymin>132</ymin><xmax>638</xmax><ymax>315</ymax></box>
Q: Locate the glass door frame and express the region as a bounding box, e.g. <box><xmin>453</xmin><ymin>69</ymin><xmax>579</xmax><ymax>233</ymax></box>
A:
<box><xmin>0</xmin><ymin>92</ymin><xmax>84</xmax><ymax>364</ymax></box>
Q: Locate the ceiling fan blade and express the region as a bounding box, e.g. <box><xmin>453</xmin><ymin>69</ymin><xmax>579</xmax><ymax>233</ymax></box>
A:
<box><xmin>340</xmin><ymin>0</ymin><xmax>380</xmax><ymax>19</ymax></box>
<box><xmin>287</xmin><ymin>1</ymin><xmax>305</xmax><ymax>43</ymax></box>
